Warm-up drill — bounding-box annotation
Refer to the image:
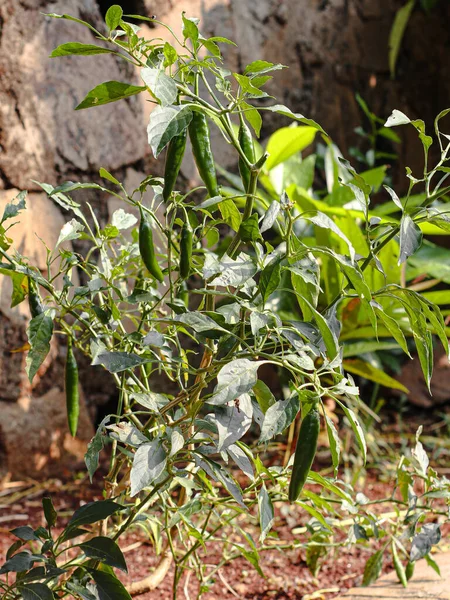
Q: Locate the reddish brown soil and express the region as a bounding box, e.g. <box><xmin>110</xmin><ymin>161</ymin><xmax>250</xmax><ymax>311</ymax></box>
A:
<box><xmin>1</xmin><ymin>408</ymin><xmax>449</xmax><ymax>599</ymax></box>
<box><xmin>0</xmin><ymin>474</ymin><xmax>395</xmax><ymax>600</ymax></box>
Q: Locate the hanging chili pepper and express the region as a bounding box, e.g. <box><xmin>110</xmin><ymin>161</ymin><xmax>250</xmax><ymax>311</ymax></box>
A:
<box><xmin>288</xmin><ymin>406</ymin><xmax>320</xmax><ymax>502</ymax></box>
<box><xmin>178</xmin><ymin>281</ymin><xmax>189</xmax><ymax>307</ymax></box>
<box><xmin>238</xmin><ymin>115</ymin><xmax>255</xmax><ymax>193</ymax></box>
<box><xmin>163</xmin><ymin>129</ymin><xmax>187</xmax><ymax>202</ymax></box>
<box><xmin>188</xmin><ymin>112</ymin><xmax>219</xmax><ymax>198</ymax></box>
<box><xmin>179</xmin><ymin>223</ymin><xmax>193</xmax><ymax>279</ymax></box>
<box><xmin>139</xmin><ymin>207</ymin><xmax>164</xmax><ymax>283</ymax></box>
<box><xmin>65</xmin><ymin>339</ymin><xmax>79</xmax><ymax>438</ymax></box>
<box><xmin>28</xmin><ymin>277</ymin><xmax>44</xmax><ymax>318</ymax></box>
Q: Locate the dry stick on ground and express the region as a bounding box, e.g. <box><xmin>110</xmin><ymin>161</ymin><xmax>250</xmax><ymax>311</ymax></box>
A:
<box><xmin>126</xmin><ymin>549</ymin><xmax>173</xmax><ymax>596</ymax></box>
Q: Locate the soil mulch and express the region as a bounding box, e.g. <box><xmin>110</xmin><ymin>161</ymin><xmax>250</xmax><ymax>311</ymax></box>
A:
<box><xmin>0</xmin><ymin>474</ymin><xmax>395</xmax><ymax>600</ymax></box>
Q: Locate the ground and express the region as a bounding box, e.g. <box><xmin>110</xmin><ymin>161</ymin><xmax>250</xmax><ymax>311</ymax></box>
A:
<box><xmin>1</xmin><ymin>407</ymin><xmax>449</xmax><ymax>599</ymax></box>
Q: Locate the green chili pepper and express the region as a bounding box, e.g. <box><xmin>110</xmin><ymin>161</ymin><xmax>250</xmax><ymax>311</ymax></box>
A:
<box><xmin>178</xmin><ymin>281</ymin><xmax>189</xmax><ymax>307</ymax></box>
<box><xmin>28</xmin><ymin>278</ymin><xmax>44</xmax><ymax>318</ymax></box>
<box><xmin>238</xmin><ymin>116</ymin><xmax>255</xmax><ymax>193</ymax></box>
<box><xmin>405</xmin><ymin>561</ymin><xmax>415</xmax><ymax>581</ymax></box>
<box><xmin>288</xmin><ymin>406</ymin><xmax>320</xmax><ymax>502</ymax></box>
<box><xmin>179</xmin><ymin>223</ymin><xmax>193</xmax><ymax>279</ymax></box>
<box><xmin>65</xmin><ymin>339</ymin><xmax>79</xmax><ymax>438</ymax></box>
<box><xmin>139</xmin><ymin>208</ymin><xmax>164</xmax><ymax>283</ymax></box>
<box><xmin>188</xmin><ymin>112</ymin><xmax>219</xmax><ymax>198</ymax></box>
<box><xmin>163</xmin><ymin>129</ymin><xmax>187</xmax><ymax>202</ymax></box>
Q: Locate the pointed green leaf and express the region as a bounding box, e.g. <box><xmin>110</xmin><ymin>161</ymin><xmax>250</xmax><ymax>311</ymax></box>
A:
<box><xmin>75</xmin><ymin>81</ymin><xmax>145</xmax><ymax>110</ymax></box>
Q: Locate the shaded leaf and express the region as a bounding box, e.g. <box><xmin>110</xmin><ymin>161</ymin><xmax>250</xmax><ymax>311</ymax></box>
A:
<box><xmin>80</xmin><ymin>537</ymin><xmax>127</xmax><ymax>572</ymax></box>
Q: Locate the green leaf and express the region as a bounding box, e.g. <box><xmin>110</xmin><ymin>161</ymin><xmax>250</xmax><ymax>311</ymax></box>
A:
<box><xmin>66</xmin><ymin>500</ymin><xmax>123</xmax><ymax>532</ymax></box>
<box><xmin>244</xmin><ymin>60</ymin><xmax>284</xmax><ymax>76</ymax></box>
<box><xmin>239</xmin><ymin>213</ymin><xmax>262</xmax><ymax>242</ymax></box>
<box><xmin>20</xmin><ymin>584</ymin><xmax>54</xmax><ymax>600</ymax></box>
<box><xmin>66</xmin><ymin>583</ymin><xmax>97</xmax><ymax>600</ymax></box>
<box><xmin>0</xmin><ymin>552</ymin><xmax>37</xmax><ymax>574</ymax></box>
<box><xmin>182</xmin><ymin>13</ymin><xmax>199</xmax><ymax>49</ymax></box>
<box><xmin>99</xmin><ymin>168</ymin><xmax>120</xmax><ymax>185</ymax></box>
<box><xmin>242</xmin><ymin>102</ymin><xmax>262</xmax><ymax>137</ymax></box>
<box><xmin>343</xmin><ymin>358</ymin><xmax>409</xmax><ymax>393</ymax></box>
<box><xmin>50</xmin><ymin>43</ymin><xmax>115</xmax><ymax>57</ymax></box>
<box><xmin>208</xmin><ymin>359</ymin><xmax>263</xmax><ymax>406</ymax></box>
<box><xmin>258</xmin><ymin>485</ymin><xmax>274</xmax><ymax>543</ymax></box>
<box><xmin>219</xmin><ymin>199</ymin><xmax>242</xmax><ymax>231</ymax></box>
<box><xmin>80</xmin><ymin>537</ymin><xmax>127</xmax><ymax>572</ymax></box>
<box><xmin>234</xmin><ymin>73</ymin><xmax>269</xmax><ymax>98</ymax></box>
<box><xmin>259</xmin><ymin>258</ymin><xmax>281</xmax><ymax>303</ymax></box>
<box><xmin>9</xmin><ymin>272</ymin><xmax>28</xmax><ymax>308</ymax></box>
<box><xmin>362</xmin><ymin>551</ymin><xmax>383</xmax><ymax>586</ymax></box>
<box><xmin>91</xmin><ymin>351</ymin><xmax>149</xmax><ymax>373</ymax></box>
<box><xmin>163</xmin><ymin>42</ymin><xmax>177</xmax><ymax>67</ymax></box>
<box><xmin>75</xmin><ymin>81</ymin><xmax>145</xmax><ymax>110</ymax></box>
<box><xmin>265</xmin><ymin>126</ymin><xmax>317</xmax><ymax>170</ymax></box>
<box><xmin>304</xmin><ymin>211</ymin><xmax>355</xmax><ymax>262</ymax></box>
<box><xmin>260</xmin><ymin>393</ymin><xmax>299</xmax><ymax>442</ymax></box>
<box><xmin>141</xmin><ymin>68</ymin><xmax>177</xmax><ymax>107</ymax></box>
<box><xmin>130</xmin><ymin>440</ymin><xmax>167</xmax><ymax>496</ymax></box>
<box><xmin>389</xmin><ymin>0</ymin><xmax>415</xmax><ymax>78</ymax></box>
<box><xmin>253</xmin><ymin>380</ymin><xmax>275</xmax><ymax>413</ymax></box>
<box><xmin>399</xmin><ymin>215</ymin><xmax>422</xmax><ymax>264</ymax></box>
<box><xmin>11</xmin><ymin>526</ymin><xmax>38</xmax><ymax>541</ymax></box>
<box><xmin>42</xmin><ymin>497</ymin><xmax>57</xmax><ymax>528</ymax></box>
<box><xmin>105</xmin><ymin>5</ymin><xmax>123</xmax><ymax>30</ymax></box>
<box><xmin>91</xmin><ymin>569</ymin><xmax>132</xmax><ymax>600</ymax></box>
<box><xmin>343</xmin><ymin>340</ymin><xmax>400</xmax><ymax>358</ymax></box>
<box><xmin>178</xmin><ymin>312</ymin><xmax>228</xmax><ymax>337</ymax></box>
<box><xmin>325</xmin><ymin>415</ymin><xmax>340</xmax><ymax>475</ymax></box>
<box><xmin>1</xmin><ymin>190</ymin><xmax>27</xmax><ymax>223</ymax></box>
<box><xmin>26</xmin><ymin>313</ymin><xmax>53</xmax><ymax>383</ymax></box>
<box><xmin>425</xmin><ymin>553</ymin><xmax>441</xmax><ymax>576</ymax></box>
<box><xmin>147</xmin><ymin>105</ymin><xmax>193</xmax><ymax>157</ymax></box>
<box><xmin>335</xmin><ymin>400</ymin><xmax>367</xmax><ymax>464</ymax></box>
<box><xmin>374</xmin><ymin>307</ymin><xmax>410</xmax><ymax>356</ymax></box>
<box><xmin>85</xmin><ymin>416</ymin><xmax>109</xmax><ymax>481</ymax></box>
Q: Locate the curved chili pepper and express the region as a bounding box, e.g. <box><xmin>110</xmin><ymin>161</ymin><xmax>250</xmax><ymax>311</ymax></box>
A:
<box><xmin>188</xmin><ymin>112</ymin><xmax>219</xmax><ymax>198</ymax></box>
<box><xmin>28</xmin><ymin>278</ymin><xmax>44</xmax><ymax>318</ymax></box>
<box><xmin>288</xmin><ymin>406</ymin><xmax>320</xmax><ymax>502</ymax></box>
<box><xmin>179</xmin><ymin>223</ymin><xmax>193</xmax><ymax>279</ymax></box>
<box><xmin>65</xmin><ymin>339</ymin><xmax>79</xmax><ymax>438</ymax></box>
<box><xmin>238</xmin><ymin>116</ymin><xmax>255</xmax><ymax>193</ymax></box>
<box><xmin>139</xmin><ymin>207</ymin><xmax>164</xmax><ymax>283</ymax></box>
<box><xmin>163</xmin><ymin>129</ymin><xmax>187</xmax><ymax>202</ymax></box>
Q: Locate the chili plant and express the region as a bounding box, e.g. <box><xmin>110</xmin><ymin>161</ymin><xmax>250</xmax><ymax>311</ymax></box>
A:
<box><xmin>1</xmin><ymin>6</ymin><xmax>450</xmax><ymax>599</ymax></box>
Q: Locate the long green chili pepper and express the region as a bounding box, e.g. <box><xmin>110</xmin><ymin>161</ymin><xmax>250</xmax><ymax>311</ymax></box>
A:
<box><xmin>163</xmin><ymin>129</ymin><xmax>187</xmax><ymax>202</ymax></box>
<box><xmin>65</xmin><ymin>339</ymin><xmax>79</xmax><ymax>438</ymax></box>
<box><xmin>139</xmin><ymin>207</ymin><xmax>164</xmax><ymax>283</ymax></box>
<box><xmin>238</xmin><ymin>116</ymin><xmax>255</xmax><ymax>193</ymax></box>
<box><xmin>288</xmin><ymin>406</ymin><xmax>320</xmax><ymax>502</ymax></box>
<box><xmin>188</xmin><ymin>112</ymin><xmax>219</xmax><ymax>198</ymax></box>
<box><xmin>28</xmin><ymin>277</ymin><xmax>44</xmax><ymax>318</ymax></box>
<box><xmin>179</xmin><ymin>223</ymin><xmax>193</xmax><ymax>279</ymax></box>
